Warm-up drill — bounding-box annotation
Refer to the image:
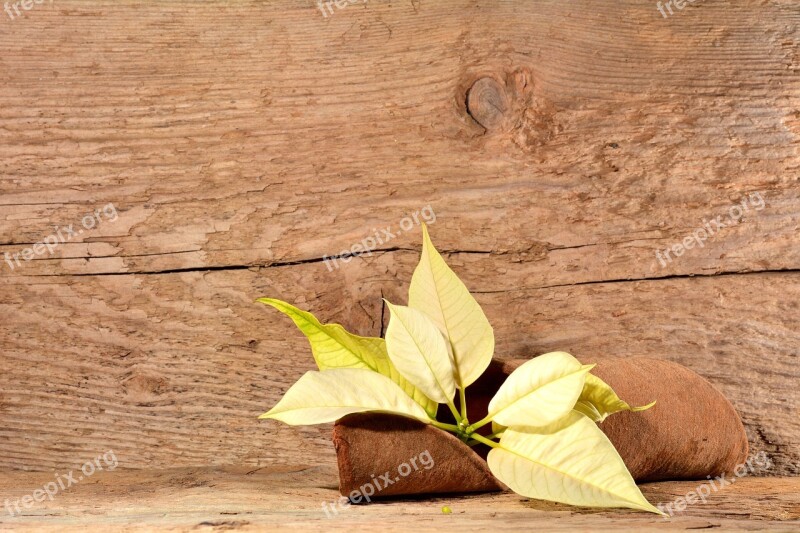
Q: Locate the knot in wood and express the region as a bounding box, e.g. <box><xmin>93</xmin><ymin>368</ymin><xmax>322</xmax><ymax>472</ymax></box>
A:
<box><xmin>466</xmin><ymin>77</ymin><xmax>509</xmax><ymax>131</ymax></box>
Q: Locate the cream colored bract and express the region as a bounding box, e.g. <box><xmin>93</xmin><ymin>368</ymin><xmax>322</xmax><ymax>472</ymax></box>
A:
<box><xmin>257</xmin><ymin>298</ymin><xmax>438</xmax><ymax>418</ymax></box>
<box><xmin>488</xmin><ymin>413</ymin><xmax>662</xmax><ymax>513</ymax></box>
<box><xmin>488</xmin><ymin>352</ymin><xmax>594</xmax><ymax>428</ymax></box>
<box><xmin>574</xmin><ymin>373</ymin><xmax>657</xmax><ymax>423</ymax></box>
<box><xmin>408</xmin><ymin>224</ymin><xmax>494</xmax><ymax>390</ymax></box>
<box><xmin>384</xmin><ymin>302</ymin><xmax>456</xmax><ymax>406</ymax></box>
<box><xmin>260</xmin><ymin>369</ymin><xmax>431</xmax><ymax>425</ymax></box>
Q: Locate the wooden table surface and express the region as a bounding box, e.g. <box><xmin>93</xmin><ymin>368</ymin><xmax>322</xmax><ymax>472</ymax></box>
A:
<box><xmin>1</xmin><ymin>0</ymin><xmax>799</xmax><ymax>530</ymax></box>
<box><xmin>0</xmin><ymin>467</ymin><xmax>798</xmax><ymax>531</ymax></box>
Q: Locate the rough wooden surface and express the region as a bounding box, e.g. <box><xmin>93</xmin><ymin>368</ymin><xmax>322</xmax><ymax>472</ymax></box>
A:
<box><xmin>1</xmin><ymin>0</ymin><xmax>798</xmax><ymax>491</ymax></box>
<box><xmin>1</xmin><ymin>467</ymin><xmax>799</xmax><ymax>531</ymax></box>
<box><xmin>3</xmin><ymin>265</ymin><xmax>798</xmax><ymax>475</ymax></box>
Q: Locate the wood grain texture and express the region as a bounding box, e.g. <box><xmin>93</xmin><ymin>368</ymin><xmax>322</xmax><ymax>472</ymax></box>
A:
<box><xmin>1</xmin><ymin>266</ymin><xmax>798</xmax><ymax>475</ymax></box>
<box><xmin>0</xmin><ymin>467</ymin><xmax>799</xmax><ymax>531</ymax></box>
<box><xmin>0</xmin><ymin>0</ymin><xmax>798</xmax><ymax>492</ymax></box>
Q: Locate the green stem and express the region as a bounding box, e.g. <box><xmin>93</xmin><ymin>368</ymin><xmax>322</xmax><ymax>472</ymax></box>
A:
<box><xmin>465</xmin><ymin>432</ymin><xmax>502</xmax><ymax>447</ymax></box>
<box><xmin>444</xmin><ymin>399</ymin><xmax>463</xmax><ymax>423</ymax></box>
<box><xmin>467</xmin><ymin>414</ymin><xmax>493</xmax><ymax>433</ymax></box>
<box><xmin>459</xmin><ymin>387</ymin><xmax>468</xmax><ymax>420</ymax></box>
<box><xmin>431</xmin><ymin>420</ymin><xmax>460</xmax><ymax>432</ymax></box>
<box><xmin>468</xmin><ymin>433</ymin><xmax>499</xmax><ymax>449</ymax></box>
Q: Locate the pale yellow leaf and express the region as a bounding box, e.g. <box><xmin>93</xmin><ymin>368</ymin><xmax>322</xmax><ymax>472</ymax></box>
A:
<box><xmin>488</xmin><ymin>352</ymin><xmax>593</xmax><ymax>427</ymax></box>
<box><xmin>408</xmin><ymin>224</ymin><xmax>494</xmax><ymax>389</ymax></box>
<box><xmin>260</xmin><ymin>369</ymin><xmax>432</xmax><ymax>425</ymax></box>
<box><xmin>487</xmin><ymin>412</ymin><xmax>664</xmax><ymax>514</ymax></box>
<box><xmin>257</xmin><ymin>298</ymin><xmax>438</xmax><ymax>417</ymax></box>
<box><xmin>574</xmin><ymin>374</ymin><xmax>656</xmax><ymax>423</ymax></box>
<box><xmin>385</xmin><ymin>302</ymin><xmax>456</xmax><ymax>405</ymax></box>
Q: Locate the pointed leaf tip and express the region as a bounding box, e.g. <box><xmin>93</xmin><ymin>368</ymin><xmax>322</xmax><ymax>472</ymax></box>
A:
<box><xmin>487</xmin><ymin>412</ymin><xmax>663</xmax><ymax>514</ymax></box>
<box><xmin>488</xmin><ymin>352</ymin><xmax>590</xmax><ymax>428</ymax></box>
<box><xmin>261</xmin><ymin>369</ymin><xmax>431</xmax><ymax>426</ymax></box>
<box><xmin>575</xmin><ymin>373</ymin><xmax>656</xmax><ymax>423</ymax></box>
<box><xmin>408</xmin><ymin>226</ymin><xmax>494</xmax><ymax>389</ymax></box>
<box><xmin>257</xmin><ymin>298</ymin><xmax>438</xmax><ymax>417</ymax></box>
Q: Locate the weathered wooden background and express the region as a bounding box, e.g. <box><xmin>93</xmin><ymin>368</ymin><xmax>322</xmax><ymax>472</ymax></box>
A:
<box><xmin>0</xmin><ymin>0</ymin><xmax>798</xmax><ymax>501</ymax></box>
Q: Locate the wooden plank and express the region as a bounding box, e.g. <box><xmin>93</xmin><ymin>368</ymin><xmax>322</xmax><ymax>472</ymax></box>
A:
<box><xmin>0</xmin><ymin>0</ymin><xmax>797</xmax><ymax>497</ymax></box>
<box><xmin>0</xmin><ymin>467</ymin><xmax>798</xmax><ymax>531</ymax></box>
<box><xmin>0</xmin><ymin>0</ymin><xmax>797</xmax><ymax>281</ymax></box>
<box><xmin>1</xmin><ymin>266</ymin><xmax>798</xmax><ymax>474</ymax></box>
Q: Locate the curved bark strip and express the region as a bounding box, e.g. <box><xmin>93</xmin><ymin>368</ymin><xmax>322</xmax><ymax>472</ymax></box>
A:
<box><xmin>333</xmin><ymin>413</ymin><xmax>503</xmax><ymax>498</ymax></box>
<box><xmin>334</xmin><ymin>357</ymin><xmax>748</xmax><ymax>497</ymax></box>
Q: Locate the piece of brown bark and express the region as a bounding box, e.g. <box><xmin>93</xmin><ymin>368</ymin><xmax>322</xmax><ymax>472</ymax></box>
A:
<box><xmin>334</xmin><ymin>357</ymin><xmax>749</xmax><ymax>498</ymax></box>
<box><xmin>581</xmin><ymin>358</ymin><xmax>749</xmax><ymax>481</ymax></box>
<box><xmin>333</xmin><ymin>414</ymin><xmax>503</xmax><ymax>499</ymax></box>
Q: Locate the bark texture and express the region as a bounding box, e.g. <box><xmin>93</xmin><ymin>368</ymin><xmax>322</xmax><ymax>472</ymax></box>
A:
<box><xmin>334</xmin><ymin>357</ymin><xmax>749</xmax><ymax>497</ymax></box>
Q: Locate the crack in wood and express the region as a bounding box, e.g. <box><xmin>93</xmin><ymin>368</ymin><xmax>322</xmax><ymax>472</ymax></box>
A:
<box><xmin>471</xmin><ymin>268</ymin><xmax>800</xmax><ymax>294</ymax></box>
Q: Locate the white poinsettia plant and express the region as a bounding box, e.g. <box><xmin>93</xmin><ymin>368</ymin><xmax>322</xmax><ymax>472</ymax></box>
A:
<box><xmin>258</xmin><ymin>224</ymin><xmax>661</xmax><ymax>514</ymax></box>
